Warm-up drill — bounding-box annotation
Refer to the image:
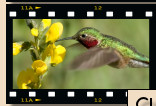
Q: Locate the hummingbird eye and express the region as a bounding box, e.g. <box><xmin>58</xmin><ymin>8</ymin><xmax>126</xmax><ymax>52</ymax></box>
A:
<box><xmin>81</xmin><ymin>34</ymin><xmax>87</xmax><ymax>38</ymax></box>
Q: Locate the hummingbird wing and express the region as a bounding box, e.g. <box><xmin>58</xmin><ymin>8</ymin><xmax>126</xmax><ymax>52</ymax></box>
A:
<box><xmin>70</xmin><ymin>47</ymin><xmax>120</xmax><ymax>70</ymax></box>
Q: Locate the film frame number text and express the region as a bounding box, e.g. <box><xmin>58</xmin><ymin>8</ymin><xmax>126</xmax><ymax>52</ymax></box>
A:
<box><xmin>94</xmin><ymin>98</ymin><xmax>102</xmax><ymax>102</ymax></box>
<box><xmin>94</xmin><ymin>6</ymin><xmax>102</xmax><ymax>10</ymax></box>
<box><xmin>21</xmin><ymin>98</ymin><xmax>33</xmax><ymax>103</ymax></box>
<box><xmin>21</xmin><ymin>6</ymin><xmax>33</xmax><ymax>10</ymax></box>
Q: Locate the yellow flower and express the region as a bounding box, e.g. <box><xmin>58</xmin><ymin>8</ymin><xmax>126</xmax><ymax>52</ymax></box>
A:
<box><xmin>45</xmin><ymin>22</ymin><xmax>63</xmax><ymax>43</ymax></box>
<box><xmin>17</xmin><ymin>68</ymin><xmax>38</xmax><ymax>89</ymax></box>
<box><xmin>51</xmin><ymin>45</ymin><xmax>66</xmax><ymax>65</ymax></box>
<box><xmin>32</xmin><ymin>60</ymin><xmax>47</xmax><ymax>75</ymax></box>
<box><xmin>31</xmin><ymin>28</ymin><xmax>38</xmax><ymax>37</ymax></box>
<box><xmin>13</xmin><ymin>43</ymin><xmax>22</xmax><ymax>55</ymax></box>
<box><xmin>42</xmin><ymin>44</ymin><xmax>66</xmax><ymax>66</ymax></box>
<box><xmin>42</xmin><ymin>19</ymin><xmax>51</xmax><ymax>29</ymax></box>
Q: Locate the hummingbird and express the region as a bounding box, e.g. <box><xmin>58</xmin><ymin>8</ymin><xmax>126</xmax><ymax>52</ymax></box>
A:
<box><xmin>57</xmin><ymin>27</ymin><xmax>149</xmax><ymax>69</ymax></box>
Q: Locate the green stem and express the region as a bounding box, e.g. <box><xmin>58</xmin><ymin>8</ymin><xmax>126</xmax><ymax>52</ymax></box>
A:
<box><xmin>34</xmin><ymin>37</ymin><xmax>40</xmax><ymax>60</ymax></box>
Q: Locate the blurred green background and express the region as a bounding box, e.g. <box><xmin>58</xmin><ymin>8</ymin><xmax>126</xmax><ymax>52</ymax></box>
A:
<box><xmin>13</xmin><ymin>19</ymin><xmax>149</xmax><ymax>89</ymax></box>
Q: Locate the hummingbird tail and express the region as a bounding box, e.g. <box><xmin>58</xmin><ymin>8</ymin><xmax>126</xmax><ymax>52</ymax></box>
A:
<box><xmin>128</xmin><ymin>59</ymin><xmax>149</xmax><ymax>68</ymax></box>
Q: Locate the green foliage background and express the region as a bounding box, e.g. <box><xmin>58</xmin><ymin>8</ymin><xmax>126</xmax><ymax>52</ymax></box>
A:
<box><xmin>13</xmin><ymin>19</ymin><xmax>149</xmax><ymax>89</ymax></box>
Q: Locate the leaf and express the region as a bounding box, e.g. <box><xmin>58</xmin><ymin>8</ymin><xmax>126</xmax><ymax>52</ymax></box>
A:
<box><xmin>21</xmin><ymin>42</ymin><xmax>31</xmax><ymax>51</ymax></box>
<box><xmin>38</xmin><ymin>22</ymin><xmax>50</xmax><ymax>39</ymax></box>
<box><xmin>25</xmin><ymin>19</ymin><xmax>37</xmax><ymax>29</ymax></box>
<box><xmin>30</xmin><ymin>49</ymin><xmax>37</xmax><ymax>61</ymax></box>
<box><xmin>39</xmin><ymin>35</ymin><xmax>48</xmax><ymax>53</ymax></box>
<box><xmin>44</xmin><ymin>56</ymin><xmax>51</xmax><ymax>67</ymax></box>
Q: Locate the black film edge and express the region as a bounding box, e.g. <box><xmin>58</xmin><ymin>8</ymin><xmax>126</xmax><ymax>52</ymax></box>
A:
<box><xmin>6</xmin><ymin>4</ymin><xmax>155</xmax><ymax>104</ymax></box>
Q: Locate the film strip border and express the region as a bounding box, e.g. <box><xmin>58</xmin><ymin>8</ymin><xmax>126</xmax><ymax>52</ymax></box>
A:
<box><xmin>8</xmin><ymin>11</ymin><xmax>153</xmax><ymax>18</ymax></box>
<box><xmin>6</xmin><ymin>0</ymin><xmax>156</xmax><ymax>2</ymax></box>
<box><xmin>7</xmin><ymin>90</ymin><xmax>127</xmax><ymax>104</ymax></box>
<box><xmin>6</xmin><ymin>4</ymin><xmax>155</xmax><ymax>104</ymax></box>
<box><xmin>6</xmin><ymin>4</ymin><xmax>156</xmax><ymax>19</ymax></box>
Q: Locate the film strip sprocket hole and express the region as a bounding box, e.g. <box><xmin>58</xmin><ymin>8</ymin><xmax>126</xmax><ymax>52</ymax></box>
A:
<box><xmin>8</xmin><ymin>90</ymin><xmax>127</xmax><ymax>103</ymax></box>
<box><xmin>9</xmin><ymin>11</ymin><xmax>154</xmax><ymax>18</ymax></box>
<box><xmin>9</xmin><ymin>91</ymin><xmax>127</xmax><ymax>98</ymax></box>
<box><xmin>6</xmin><ymin>4</ymin><xmax>154</xmax><ymax>104</ymax></box>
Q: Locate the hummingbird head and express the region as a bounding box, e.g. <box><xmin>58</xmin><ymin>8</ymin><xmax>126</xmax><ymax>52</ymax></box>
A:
<box><xmin>57</xmin><ymin>27</ymin><xmax>101</xmax><ymax>48</ymax></box>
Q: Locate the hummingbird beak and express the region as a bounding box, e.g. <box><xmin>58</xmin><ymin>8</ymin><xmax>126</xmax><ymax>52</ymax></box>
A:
<box><xmin>56</xmin><ymin>36</ymin><xmax>77</xmax><ymax>42</ymax></box>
